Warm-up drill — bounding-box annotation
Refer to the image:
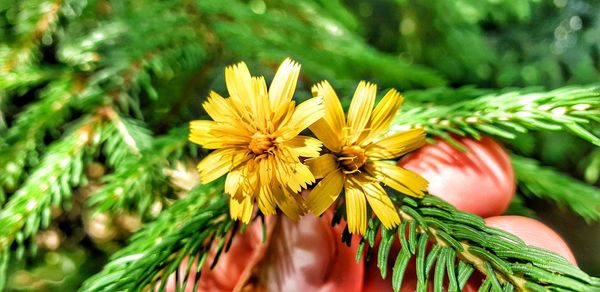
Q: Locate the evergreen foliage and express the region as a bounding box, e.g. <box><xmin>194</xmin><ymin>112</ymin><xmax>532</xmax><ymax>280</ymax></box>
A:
<box><xmin>81</xmin><ymin>184</ymin><xmax>600</xmax><ymax>291</ymax></box>
<box><xmin>1</xmin><ymin>0</ymin><xmax>599</xmax><ymax>290</ymax></box>
<box><xmin>512</xmin><ymin>155</ymin><xmax>600</xmax><ymax>223</ymax></box>
<box><xmin>81</xmin><ymin>181</ymin><xmax>231</xmax><ymax>292</ymax></box>
<box><xmin>394</xmin><ymin>85</ymin><xmax>600</xmax><ymax>149</ymax></box>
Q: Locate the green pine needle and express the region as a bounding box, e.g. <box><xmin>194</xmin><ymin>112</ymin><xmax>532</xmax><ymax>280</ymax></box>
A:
<box><xmin>512</xmin><ymin>154</ymin><xmax>600</xmax><ymax>222</ymax></box>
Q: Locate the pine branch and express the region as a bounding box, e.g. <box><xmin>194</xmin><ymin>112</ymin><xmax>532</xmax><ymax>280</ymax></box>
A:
<box><xmin>403</xmin><ymin>86</ymin><xmax>493</xmax><ymax>105</ymax></box>
<box><xmin>89</xmin><ymin>126</ymin><xmax>188</xmax><ymax>217</ymax></box>
<box><xmin>0</xmin><ymin>0</ymin><xmax>64</xmax><ymax>72</ymax></box>
<box><xmin>511</xmin><ymin>154</ymin><xmax>600</xmax><ymax>223</ymax></box>
<box><xmin>361</xmin><ymin>195</ymin><xmax>599</xmax><ymax>291</ymax></box>
<box><xmin>583</xmin><ymin>149</ymin><xmax>600</xmax><ymax>184</ymax></box>
<box><xmin>392</xmin><ymin>85</ymin><xmax>600</xmax><ymax>149</ymax></box>
<box><xmin>0</xmin><ymin>248</ymin><xmax>7</xmax><ymax>291</ymax></box>
<box><xmin>0</xmin><ymin>3</ymin><xmax>201</xmax><ymax>191</ymax></box>
<box><xmin>81</xmin><ymin>181</ymin><xmax>232</xmax><ymax>292</ymax></box>
<box><xmin>0</xmin><ymin>67</ymin><xmax>68</xmax><ymax>137</ymax></box>
<box><xmin>98</xmin><ymin>107</ymin><xmax>153</xmax><ymax>165</ymax></box>
<box><xmin>0</xmin><ymin>117</ymin><xmax>99</xmax><ymax>253</ymax></box>
<box><xmin>198</xmin><ymin>0</ymin><xmax>447</xmax><ymax>89</ymax></box>
<box><xmin>60</xmin><ymin>0</ymin><xmax>209</xmax><ymax>85</ymax></box>
<box><xmin>390</xmin><ymin>0</ymin><xmax>534</xmax><ymax>85</ymax></box>
<box><xmin>82</xmin><ymin>180</ymin><xmax>600</xmax><ymax>291</ymax></box>
<box><xmin>0</xmin><ymin>76</ymin><xmax>90</xmax><ymax>191</ymax></box>
<box><xmin>0</xmin><ymin>67</ymin><xmax>55</xmax><ymax>93</ymax></box>
<box><xmin>0</xmin><ymin>0</ymin><xmax>211</xmax><ymax>255</ymax></box>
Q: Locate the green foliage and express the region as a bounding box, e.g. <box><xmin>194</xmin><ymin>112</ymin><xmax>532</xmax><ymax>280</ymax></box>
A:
<box><xmin>512</xmin><ymin>155</ymin><xmax>600</xmax><ymax>223</ymax></box>
<box><xmin>394</xmin><ymin>85</ymin><xmax>600</xmax><ymax>149</ymax></box>
<box><xmin>0</xmin><ymin>118</ymin><xmax>98</xmax><ymax>254</ymax></box>
<box><xmin>89</xmin><ymin>126</ymin><xmax>188</xmax><ymax>217</ymax></box>
<box><xmin>81</xmin><ymin>188</ymin><xmax>600</xmax><ymax>291</ymax></box>
<box><xmin>355</xmin><ymin>0</ymin><xmax>600</xmax><ymax>87</ymax></box>
<box><xmin>198</xmin><ymin>0</ymin><xmax>446</xmax><ymax>90</ymax></box>
<box><xmin>0</xmin><ymin>249</ymin><xmax>8</xmax><ymax>291</ymax></box>
<box><xmin>362</xmin><ymin>195</ymin><xmax>599</xmax><ymax>291</ymax></box>
<box><xmin>0</xmin><ymin>77</ymin><xmax>88</xmax><ymax>192</ymax></box>
<box><xmin>81</xmin><ymin>181</ymin><xmax>232</xmax><ymax>291</ymax></box>
<box><xmin>1</xmin><ymin>0</ymin><xmax>64</xmax><ymax>71</ymax></box>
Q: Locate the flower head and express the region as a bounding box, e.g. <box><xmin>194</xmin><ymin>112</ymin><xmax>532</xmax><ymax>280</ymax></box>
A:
<box><xmin>189</xmin><ymin>59</ymin><xmax>324</xmax><ymax>223</ymax></box>
<box><xmin>305</xmin><ymin>81</ymin><xmax>428</xmax><ymax>234</ymax></box>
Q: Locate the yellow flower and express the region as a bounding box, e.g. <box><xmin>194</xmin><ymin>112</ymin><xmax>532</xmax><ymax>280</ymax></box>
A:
<box><xmin>189</xmin><ymin>59</ymin><xmax>324</xmax><ymax>223</ymax></box>
<box><xmin>305</xmin><ymin>81</ymin><xmax>428</xmax><ymax>234</ymax></box>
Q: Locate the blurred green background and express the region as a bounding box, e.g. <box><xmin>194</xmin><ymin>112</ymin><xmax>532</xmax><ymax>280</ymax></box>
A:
<box><xmin>1</xmin><ymin>0</ymin><xmax>599</xmax><ymax>290</ymax></box>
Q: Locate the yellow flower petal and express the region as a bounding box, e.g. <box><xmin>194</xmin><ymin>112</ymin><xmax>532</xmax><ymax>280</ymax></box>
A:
<box><xmin>371</xmin><ymin>161</ymin><xmax>428</xmax><ymax>198</ymax></box>
<box><xmin>359</xmin><ymin>89</ymin><xmax>404</xmax><ymax>145</ymax></box>
<box><xmin>257</xmin><ymin>157</ymin><xmax>272</xmax><ymax>186</ymax></box>
<box><xmin>197</xmin><ymin>148</ymin><xmax>249</xmax><ymax>184</ymax></box>
<box><xmin>306</xmin><ymin>170</ymin><xmax>344</xmax><ymax>216</ymax></box>
<box><xmin>272</xmin><ymin>184</ymin><xmax>306</xmax><ymax>220</ymax></box>
<box><xmin>270</xmin><ymin>58</ymin><xmax>301</xmax><ymax>124</ymax></box>
<box><xmin>344</xmin><ymin>182</ymin><xmax>368</xmax><ymax>235</ymax></box>
<box><xmin>315</xmin><ymin>81</ymin><xmax>345</xmax><ymax>133</ymax></box>
<box><xmin>252</xmin><ymin>75</ymin><xmax>268</xmax><ymax>98</ymax></box>
<box><xmin>189</xmin><ymin>120</ymin><xmax>221</xmax><ymax>148</ymax></box>
<box><xmin>309</xmin><ymin>81</ymin><xmax>345</xmax><ymax>151</ymax></box>
<box><xmin>203</xmin><ymin>91</ymin><xmax>239</xmax><ymax>123</ymax></box>
<box><xmin>304</xmin><ymin>153</ymin><xmax>339</xmax><ymax>179</ymax></box>
<box><xmin>212</xmin><ymin>101</ymin><xmax>256</xmax><ymax>134</ymax></box>
<box><xmin>225</xmin><ymin>62</ymin><xmax>253</xmax><ymax>112</ymax></box>
<box><xmin>236</xmin><ymin>159</ymin><xmax>260</xmax><ymax>199</ymax></box>
<box><xmin>190</xmin><ymin>120</ymin><xmax>252</xmax><ymax>149</ymax></box>
<box><xmin>347</xmin><ymin>81</ymin><xmax>376</xmax><ymax>143</ymax></box>
<box><xmin>284</xmin><ymin>162</ymin><xmax>315</xmax><ymax>193</ymax></box>
<box><xmin>257</xmin><ymin>185</ymin><xmax>277</xmax><ymax>215</ymax></box>
<box><xmin>225</xmin><ymin>168</ymin><xmax>243</xmax><ymax>197</ymax></box>
<box><xmin>358</xmin><ymin>176</ymin><xmax>400</xmax><ymax>229</ymax></box>
<box><xmin>230</xmin><ymin>196</ymin><xmax>253</xmax><ymax>223</ymax></box>
<box><xmin>252</xmin><ymin>76</ymin><xmax>271</xmax><ymax>132</ymax></box>
<box><xmin>366</xmin><ymin>128</ymin><xmax>426</xmax><ymax>160</ymax></box>
<box><xmin>309</xmin><ymin>119</ymin><xmax>342</xmax><ymax>153</ymax></box>
<box><xmin>279</xmin><ymin>96</ymin><xmax>325</xmax><ymax>140</ymax></box>
<box><xmin>284</xmin><ymin>135</ymin><xmax>322</xmax><ymax>158</ymax></box>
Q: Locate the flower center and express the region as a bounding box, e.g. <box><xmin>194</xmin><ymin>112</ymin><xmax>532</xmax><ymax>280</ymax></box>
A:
<box><xmin>249</xmin><ymin>133</ymin><xmax>274</xmax><ymax>155</ymax></box>
<box><xmin>338</xmin><ymin>145</ymin><xmax>367</xmax><ymax>173</ymax></box>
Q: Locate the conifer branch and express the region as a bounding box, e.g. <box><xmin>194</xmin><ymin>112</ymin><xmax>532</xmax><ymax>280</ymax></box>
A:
<box><xmin>98</xmin><ymin>107</ymin><xmax>153</xmax><ymax>164</ymax></box>
<box><xmin>511</xmin><ymin>154</ymin><xmax>600</xmax><ymax>223</ymax></box>
<box><xmin>197</xmin><ymin>0</ymin><xmax>446</xmax><ymax>89</ymax></box>
<box><xmin>0</xmin><ymin>76</ymin><xmax>89</xmax><ymax>191</ymax></box>
<box><xmin>403</xmin><ymin>86</ymin><xmax>493</xmax><ymax>105</ymax></box>
<box><xmin>82</xmin><ymin>183</ymin><xmax>600</xmax><ymax>291</ymax></box>
<box><xmin>361</xmin><ymin>195</ymin><xmax>599</xmax><ymax>291</ymax></box>
<box><xmin>0</xmin><ymin>249</ymin><xmax>7</xmax><ymax>291</ymax></box>
<box><xmin>392</xmin><ymin>85</ymin><xmax>600</xmax><ymax>148</ymax></box>
<box><xmin>89</xmin><ymin>127</ymin><xmax>188</xmax><ymax>217</ymax></box>
<box><xmin>0</xmin><ymin>68</ymin><xmax>54</xmax><ymax>93</ymax></box>
<box><xmin>0</xmin><ymin>0</ymin><xmax>64</xmax><ymax>72</ymax></box>
<box><xmin>584</xmin><ymin>149</ymin><xmax>600</xmax><ymax>184</ymax></box>
<box><xmin>81</xmin><ymin>181</ymin><xmax>231</xmax><ymax>291</ymax></box>
<box><xmin>0</xmin><ymin>116</ymin><xmax>99</xmax><ymax>253</ymax></box>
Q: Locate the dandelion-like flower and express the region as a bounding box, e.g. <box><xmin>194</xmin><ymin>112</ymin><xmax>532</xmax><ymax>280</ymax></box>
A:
<box><xmin>189</xmin><ymin>59</ymin><xmax>324</xmax><ymax>223</ymax></box>
<box><xmin>305</xmin><ymin>81</ymin><xmax>428</xmax><ymax>234</ymax></box>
